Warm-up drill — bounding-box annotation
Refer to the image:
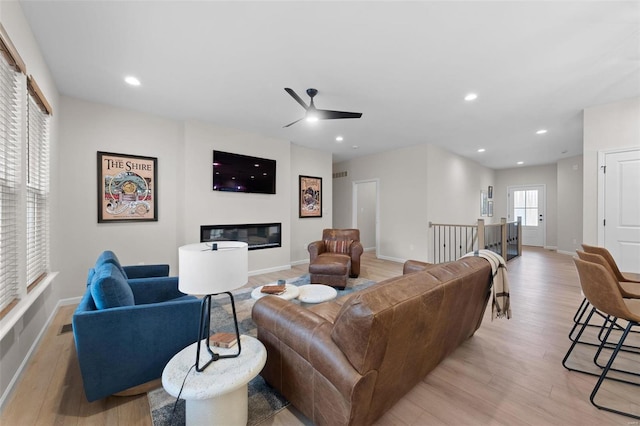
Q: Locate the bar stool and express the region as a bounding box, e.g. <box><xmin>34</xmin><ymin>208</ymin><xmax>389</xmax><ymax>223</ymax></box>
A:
<box><xmin>572</xmin><ymin>245</ymin><xmax>640</xmax><ymax>330</ymax></box>
<box><xmin>582</xmin><ymin>244</ymin><xmax>640</xmax><ymax>285</ymax></box>
<box><xmin>568</xmin><ymin>251</ymin><xmax>640</xmax><ymax>346</ymax></box>
<box><xmin>569</xmin><ymin>258</ymin><xmax>640</xmax><ymax>419</ymax></box>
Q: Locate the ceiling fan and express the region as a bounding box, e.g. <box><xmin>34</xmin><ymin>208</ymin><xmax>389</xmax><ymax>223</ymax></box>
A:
<box><xmin>283</xmin><ymin>88</ymin><xmax>362</xmax><ymax>128</ymax></box>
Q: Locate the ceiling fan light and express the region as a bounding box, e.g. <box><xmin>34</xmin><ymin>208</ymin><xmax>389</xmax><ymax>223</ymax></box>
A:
<box><xmin>306</xmin><ymin>115</ymin><xmax>319</xmax><ymax>123</ymax></box>
<box><xmin>124</xmin><ymin>75</ymin><xmax>141</xmax><ymax>86</ymax></box>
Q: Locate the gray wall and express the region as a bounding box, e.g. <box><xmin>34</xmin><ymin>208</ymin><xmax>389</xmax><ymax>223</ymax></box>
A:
<box><xmin>557</xmin><ymin>155</ymin><xmax>583</xmax><ymax>254</ymax></box>
<box><xmin>583</xmin><ymin>97</ymin><xmax>640</xmax><ymax>244</ymax></box>
<box><xmin>355</xmin><ymin>180</ymin><xmax>377</xmax><ymax>251</ymax></box>
<box><xmin>334</xmin><ymin>143</ymin><xmax>495</xmax><ymax>263</ymax></box>
<box><xmin>495</xmin><ymin>163</ymin><xmax>558</xmax><ymax>249</ymax></box>
<box><xmin>290</xmin><ymin>144</ymin><xmax>333</xmax><ymax>264</ymax></box>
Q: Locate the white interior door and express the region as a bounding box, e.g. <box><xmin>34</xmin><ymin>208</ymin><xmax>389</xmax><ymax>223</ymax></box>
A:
<box><xmin>352</xmin><ymin>180</ymin><xmax>379</xmax><ymax>254</ymax></box>
<box><xmin>508</xmin><ymin>185</ymin><xmax>546</xmax><ymax>247</ymax></box>
<box><xmin>601</xmin><ymin>149</ymin><xmax>640</xmax><ymax>273</ymax></box>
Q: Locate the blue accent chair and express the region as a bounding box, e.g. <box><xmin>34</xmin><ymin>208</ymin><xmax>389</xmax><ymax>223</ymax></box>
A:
<box><xmin>73</xmin><ymin>251</ymin><xmax>201</xmax><ymax>402</ymax></box>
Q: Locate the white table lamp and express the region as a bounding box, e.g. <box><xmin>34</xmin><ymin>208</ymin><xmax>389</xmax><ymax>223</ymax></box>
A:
<box><xmin>178</xmin><ymin>241</ymin><xmax>248</xmax><ymax>372</ymax></box>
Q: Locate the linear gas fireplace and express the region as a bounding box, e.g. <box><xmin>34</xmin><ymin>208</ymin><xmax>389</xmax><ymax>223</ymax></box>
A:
<box><xmin>200</xmin><ymin>223</ymin><xmax>281</xmax><ymax>251</ymax></box>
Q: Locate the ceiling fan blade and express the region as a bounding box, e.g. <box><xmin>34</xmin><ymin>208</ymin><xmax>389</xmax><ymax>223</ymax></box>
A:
<box><xmin>317</xmin><ymin>109</ymin><xmax>363</xmax><ymax>120</ymax></box>
<box><xmin>283</xmin><ymin>117</ymin><xmax>305</xmax><ymax>128</ymax></box>
<box><xmin>284</xmin><ymin>88</ymin><xmax>308</xmax><ymax>110</ymax></box>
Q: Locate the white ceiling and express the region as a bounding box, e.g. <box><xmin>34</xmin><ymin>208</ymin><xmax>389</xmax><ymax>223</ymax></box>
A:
<box><xmin>19</xmin><ymin>1</ymin><xmax>640</xmax><ymax>168</ymax></box>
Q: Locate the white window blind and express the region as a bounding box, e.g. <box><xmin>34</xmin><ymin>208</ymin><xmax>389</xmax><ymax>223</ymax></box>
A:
<box><xmin>0</xmin><ymin>42</ymin><xmax>22</xmax><ymax>312</ymax></box>
<box><xmin>26</xmin><ymin>82</ymin><xmax>50</xmax><ymax>287</ymax></box>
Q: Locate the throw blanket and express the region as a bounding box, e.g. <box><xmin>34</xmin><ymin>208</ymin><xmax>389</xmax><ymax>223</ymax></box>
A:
<box><xmin>462</xmin><ymin>250</ymin><xmax>511</xmax><ymax>320</ymax></box>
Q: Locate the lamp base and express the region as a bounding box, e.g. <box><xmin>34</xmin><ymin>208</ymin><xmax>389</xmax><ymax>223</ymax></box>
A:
<box><xmin>195</xmin><ymin>291</ymin><xmax>242</xmax><ymax>372</ymax></box>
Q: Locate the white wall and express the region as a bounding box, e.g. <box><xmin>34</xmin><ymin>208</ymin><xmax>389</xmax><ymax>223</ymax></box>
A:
<box><xmin>0</xmin><ymin>1</ymin><xmax>60</xmax><ymax>409</ymax></box>
<box><xmin>355</xmin><ymin>181</ymin><xmax>377</xmax><ymax>250</ymax></box>
<box><xmin>334</xmin><ymin>143</ymin><xmax>495</xmax><ymax>263</ymax></box>
<box><xmin>334</xmin><ymin>144</ymin><xmax>430</xmax><ymax>262</ymax></box>
<box><xmin>181</xmin><ymin>121</ymin><xmax>293</xmax><ymax>274</ymax></box>
<box><xmin>583</xmin><ymin>97</ymin><xmax>640</xmax><ymax>244</ymax></box>
<box><xmin>425</xmin><ymin>144</ymin><xmax>496</xmax><ymax>225</ymax></box>
<box><xmin>290</xmin><ymin>144</ymin><xmax>333</xmax><ymax>264</ymax></box>
<box><xmin>58</xmin><ymin>97</ymin><xmax>184</xmax><ymax>299</ymax></box>
<box><xmin>495</xmin><ymin>163</ymin><xmax>558</xmax><ymax>249</ymax></box>
<box><xmin>557</xmin><ymin>155</ymin><xmax>583</xmax><ymax>254</ymax></box>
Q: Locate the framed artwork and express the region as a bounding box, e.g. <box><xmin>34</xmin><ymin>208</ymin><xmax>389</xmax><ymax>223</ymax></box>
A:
<box><xmin>97</xmin><ymin>151</ymin><xmax>158</xmax><ymax>222</ymax></box>
<box><xmin>299</xmin><ymin>175</ymin><xmax>322</xmax><ymax>218</ymax></box>
<box><xmin>488</xmin><ymin>185</ymin><xmax>493</xmax><ymax>199</ymax></box>
<box><xmin>488</xmin><ymin>200</ymin><xmax>494</xmax><ymax>217</ymax></box>
<box><xmin>480</xmin><ymin>190</ymin><xmax>488</xmax><ymax>216</ymax></box>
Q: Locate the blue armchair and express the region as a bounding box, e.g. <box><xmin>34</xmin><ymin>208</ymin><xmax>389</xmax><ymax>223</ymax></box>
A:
<box><xmin>73</xmin><ymin>251</ymin><xmax>201</xmax><ymax>402</ymax></box>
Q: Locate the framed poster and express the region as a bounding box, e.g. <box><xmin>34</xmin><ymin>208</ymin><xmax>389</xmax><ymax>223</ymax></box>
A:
<box><xmin>299</xmin><ymin>175</ymin><xmax>322</xmax><ymax>218</ymax></box>
<box><xmin>97</xmin><ymin>151</ymin><xmax>158</xmax><ymax>222</ymax></box>
<box><xmin>480</xmin><ymin>190</ymin><xmax>488</xmax><ymax>216</ymax></box>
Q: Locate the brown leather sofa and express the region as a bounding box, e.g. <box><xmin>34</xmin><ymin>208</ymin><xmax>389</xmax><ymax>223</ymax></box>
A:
<box><xmin>252</xmin><ymin>256</ymin><xmax>492</xmax><ymax>425</ymax></box>
<box><xmin>308</xmin><ymin>229</ymin><xmax>364</xmax><ymax>289</ymax></box>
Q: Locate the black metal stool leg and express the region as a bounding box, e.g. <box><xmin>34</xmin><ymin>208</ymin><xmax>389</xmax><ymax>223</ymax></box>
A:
<box><xmin>590</xmin><ymin>322</ymin><xmax>640</xmax><ymax>420</ymax></box>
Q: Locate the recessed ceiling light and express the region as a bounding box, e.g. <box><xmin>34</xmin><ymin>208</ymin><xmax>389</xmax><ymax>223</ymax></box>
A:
<box><xmin>536</xmin><ymin>129</ymin><xmax>547</xmax><ymax>135</ymax></box>
<box><xmin>464</xmin><ymin>93</ymin><xmax>478</xmax><ymax>101</ymax></box>
<box><xmin>517</xmin><ymin>161</ymin><xmax>524</xmax><ymax>165</ymax></box>
<box><xmin>477</xmin><ymin>148</ymin><xmax>486</xmax><ymax>153</ymax></box>
<box><xmin>352</xmin><ymin>145</ymin><xmax>359</xmax><ymax>150</ymax></box>
<box><xmin>336</xmin><ymin>136</ymin><xmax>344</xmax><ymax>142</ymax></box>
<box><xmin>124</xmin><ymin>76</ymin><xmax>141</xmax><ymax>86</ymax></box>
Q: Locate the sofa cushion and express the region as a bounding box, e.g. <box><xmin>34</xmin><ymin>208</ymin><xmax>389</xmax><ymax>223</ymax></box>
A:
<box><xmin>90</xmin><ymin>263</ymin><xmax>135</xmax><ymax>309</ymax></box>
<box><xmin>95</xmin><ymin>250</ymin><xmax>128</xmax><ymax>278</ymax></box>
<box><xmin>324</xmin><ymin>239</ymin><xmax>353</xmax><ymax>254</ymax></box>
<box><xmin>86</xmin><ymin>268</ymin><xmax>95</xmax><ymax>287</ymax></box>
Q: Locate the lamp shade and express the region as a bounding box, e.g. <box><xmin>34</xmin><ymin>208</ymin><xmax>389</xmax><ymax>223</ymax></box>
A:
<box><xmin>178</xmin><ymin>241</ymin><xmax>248</xmax><ymax>295</ymax></box>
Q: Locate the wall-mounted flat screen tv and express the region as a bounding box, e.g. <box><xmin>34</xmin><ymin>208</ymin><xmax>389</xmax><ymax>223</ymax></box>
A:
<box><xmin>212</xmin><ymin>150</ymin><xmax>276</xmax><ymax>194</ymax></box>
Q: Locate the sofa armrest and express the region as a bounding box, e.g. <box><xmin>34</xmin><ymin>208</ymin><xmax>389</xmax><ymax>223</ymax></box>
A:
<box><xmin>128</xmin><ymin>276</ymin><xmax>186</xmax><ymax>305</ymax></box>
<box><xmin>349</xmin><ymin>241</ymin><xmax>364</xmax><ymax>277</ymax></box>
<box><xmin>252</xmin><ymin>297</ymin><xmax>368</xmax><ymax>399</ymax></box>
<box><xmin>403</xmin><ymin>260</ymin><xmax>436</xmax><ymax>275</ymax></box>
<box><xmin>308</xmin><ymin>240</ymin><xmax>326</xmax><ymax>262</ymax></box>
<box><xmin>72</xmin><ymin>297</ymin><xmax>200</xmax><ymax>401</ymax></box>
<box><xmin>123</xmin><ymin>264</ymin><xmax>170</xmax><ymax>279</ymax></box>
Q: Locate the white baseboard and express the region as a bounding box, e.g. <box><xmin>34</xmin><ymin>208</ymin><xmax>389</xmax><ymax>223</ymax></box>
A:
<box><xmin>290</xmin><ymin>259</ymin><xmax>310</xmax><ymax>267</ymax></box>
<box><xmin>248</xmin><ymin>264</ymin><xmax>291</xmax><ymax>276</ymax></box>
<box><xmin>544</xmin><ymin>246</ymin><xmax>558</xmax><ymax>251</ymax></box>
<box><xmin>364</xmin><ymin>247</ymin><xmax>376</xmax><ymax>252</ymax></box>
<box><xmin>60</xmin><ymin>296</ymin><xmax>82</xmax><ymax>306</ymax></box>
<box><xmin>557</xmin><ymin>249</ymin><xmax>577</xmax><ymax>256</ymax></box>
<box><xmin>0</xmin><ymin>295</ymin><xmax>67</xmax><ymax>412</ymax></box>
<box><xmin>376</xmin><ymin>254</ymin><xmax>406</xmax><ymax>264</ymax></box>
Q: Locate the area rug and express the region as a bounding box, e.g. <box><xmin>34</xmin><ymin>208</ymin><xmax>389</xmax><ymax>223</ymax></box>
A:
<box><xmin>148</xmin><ymin>274</ymin><xmax>376</xmax><ymax>426</ymax></box>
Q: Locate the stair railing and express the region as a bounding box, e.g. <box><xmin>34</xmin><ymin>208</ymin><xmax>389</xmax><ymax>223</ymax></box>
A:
<box><xmin>429</xmin><ymin>217</ymin><xmax>521</xmax><ymax>263</ymax></box>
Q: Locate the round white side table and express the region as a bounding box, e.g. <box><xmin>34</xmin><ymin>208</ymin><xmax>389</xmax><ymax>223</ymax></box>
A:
<box><xmin>297</xmin><ymin>284</ymin><xmax>338</xmax><ymax>303</ymax></box>
<box><xmin>162</xmin><ymin>335</ymin><xmax>266</xmax><ymax>426</ymax></box>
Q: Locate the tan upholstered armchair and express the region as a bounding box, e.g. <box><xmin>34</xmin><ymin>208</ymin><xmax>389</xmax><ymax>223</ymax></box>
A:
<box><xmin>308</xmin><ymin>229</ymin><xmax>364</xmax><ymax>286</ymax></box>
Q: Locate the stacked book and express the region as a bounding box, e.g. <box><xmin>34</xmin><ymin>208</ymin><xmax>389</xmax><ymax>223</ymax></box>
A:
<box><xmin>209</xmin><ymin>332</ymin><xmax>238</xmax><ymax>348</ymax></box>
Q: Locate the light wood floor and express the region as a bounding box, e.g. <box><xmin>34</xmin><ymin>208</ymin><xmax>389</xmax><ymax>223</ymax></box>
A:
<box><xmin>2</xmin><ymin>248</ymin><xmax>639</xmax><ymax>425</ymax></box>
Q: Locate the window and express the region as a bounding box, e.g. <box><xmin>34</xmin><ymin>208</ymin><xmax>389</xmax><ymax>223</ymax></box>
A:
<box><xmin>26</xmin><ymin>77</ymin><xmax>51</xmax><ymax>288</ymax></box>
<box><xmin>0</xmin><ymin>26</ymin><xmax>24</xmax><ymax>314</ymax></box>
<box><xmin>513</xmin><ymin>190</ymin><xmax>539</xmax><ymax>227</ymax></box>
<box><xmin>0</xmin><ymin>24</ymin><xmax>51</xmax><ymax>316</ymax></box>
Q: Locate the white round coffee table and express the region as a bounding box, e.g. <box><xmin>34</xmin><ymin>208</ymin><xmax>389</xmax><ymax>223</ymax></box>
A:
<box><xmin>251</xmin><ymin>283</ymin><xmax>300</xmax><ymax>300</ymax></box>
<box><xmin>297</xmin><ymin>284</ymin><xmax>338</xmax><ymax>303</ymax></box>
<box><xmin>162</xmin><ymin>335</ymin><xmax>266</xmax><ymax>426</ymax></box>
